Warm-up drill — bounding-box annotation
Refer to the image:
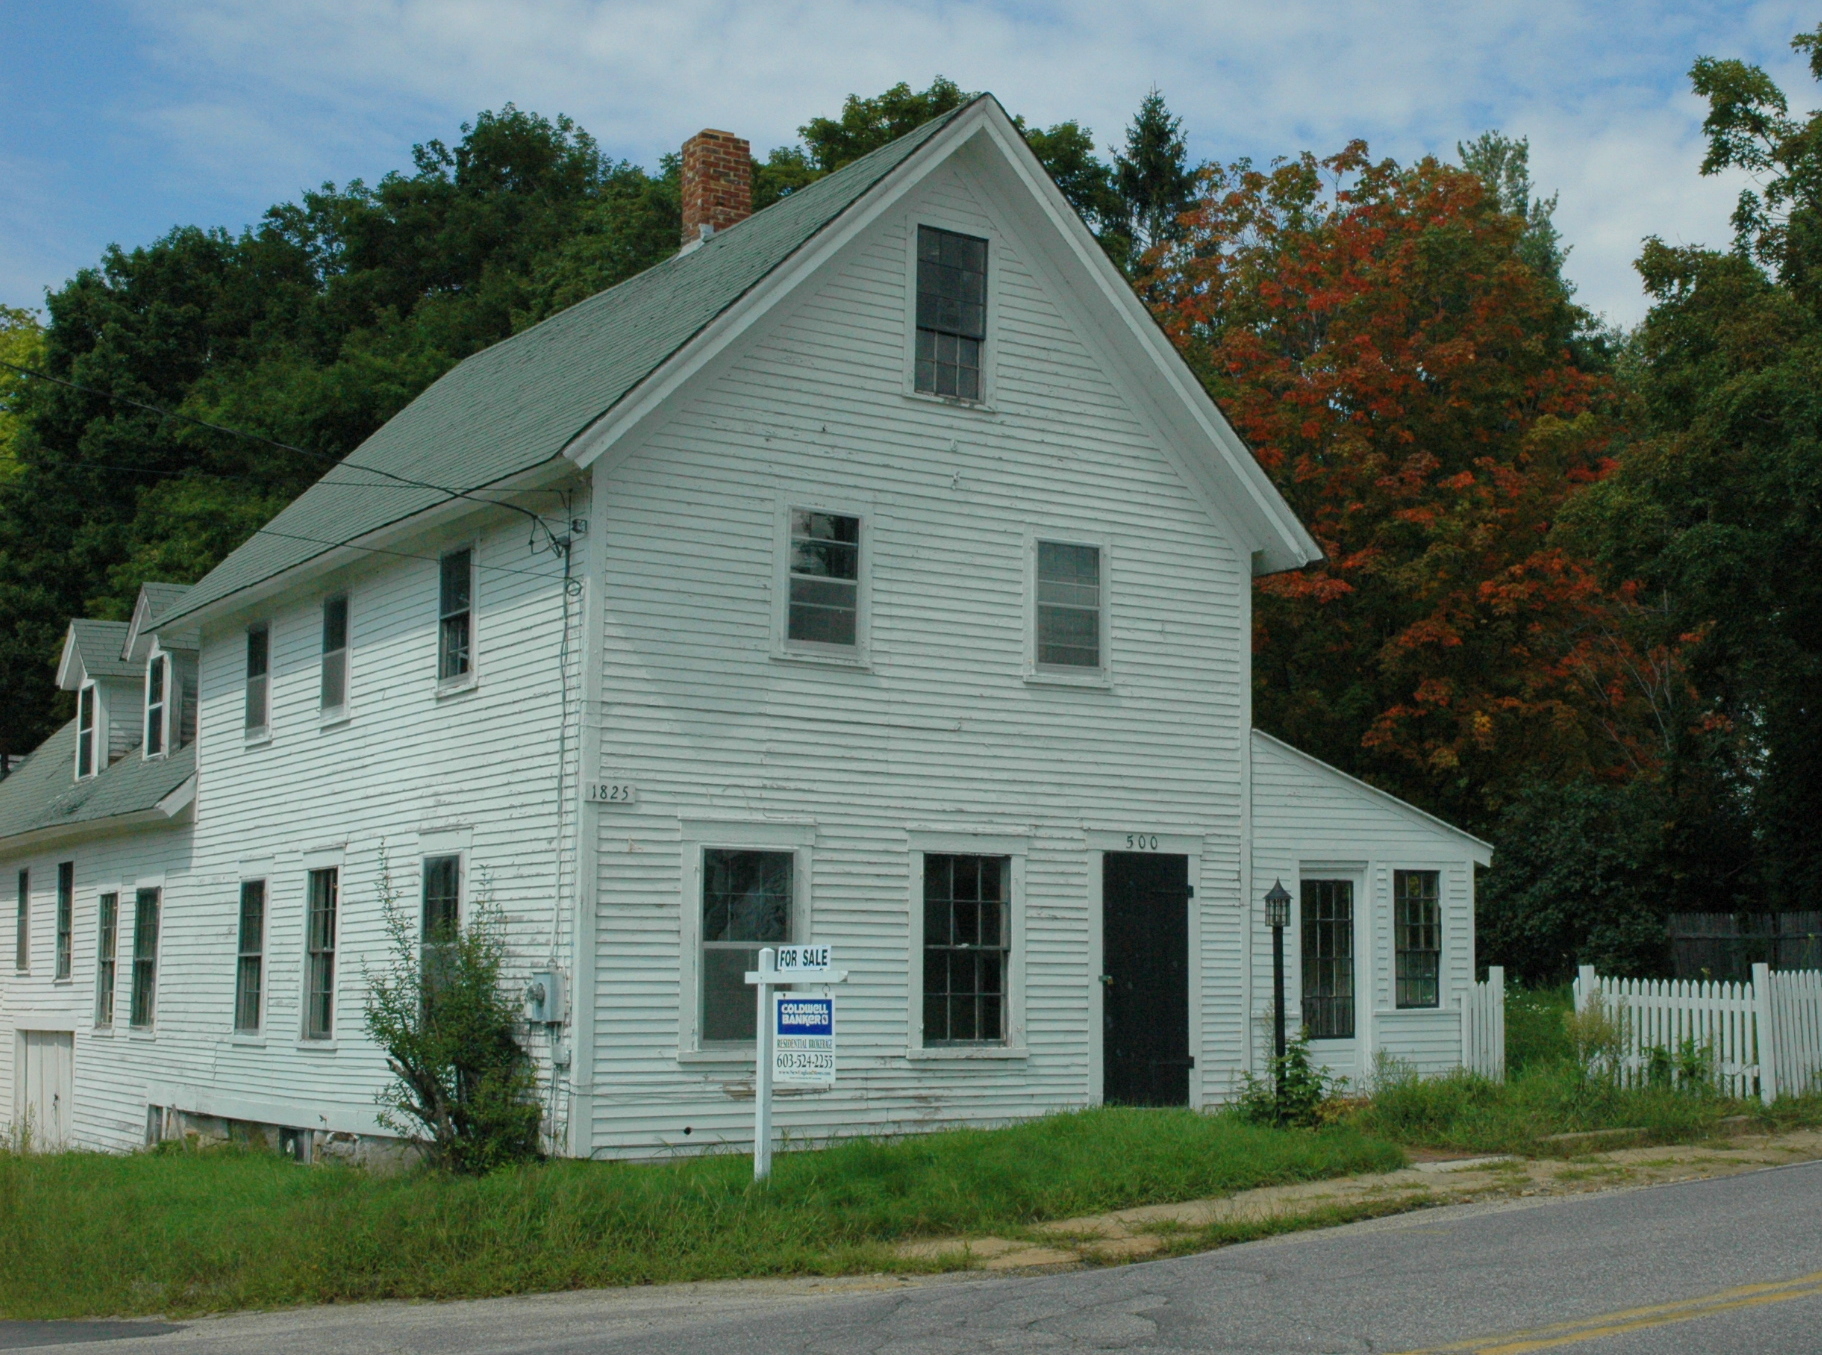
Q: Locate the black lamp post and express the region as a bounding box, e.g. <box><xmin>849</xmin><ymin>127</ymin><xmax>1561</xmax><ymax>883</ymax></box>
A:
<box><xmin>1264</xmin><ymin>880</ymin><xmax>1292</xmax><ymax>1078</ymax></box>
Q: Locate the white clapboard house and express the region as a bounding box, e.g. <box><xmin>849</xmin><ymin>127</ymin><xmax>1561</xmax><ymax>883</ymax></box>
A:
<box><xmin>0</xmin><ymin>100</ymin><xmax>1491</xmax><ymax>1159</ymax></box>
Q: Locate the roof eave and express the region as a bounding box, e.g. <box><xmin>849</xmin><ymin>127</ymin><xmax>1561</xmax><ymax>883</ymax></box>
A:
<box><xmin>0</xmin><ymin>773</ymin><xmax>197</xmax><ymax>856</ymax></box>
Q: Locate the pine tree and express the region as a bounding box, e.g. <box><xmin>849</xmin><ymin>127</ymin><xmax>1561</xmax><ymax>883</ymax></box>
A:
<box><xmin>1112</xmin><ymin>90</ymin><xmax>1198</xmax><ymax>266</ymax></box>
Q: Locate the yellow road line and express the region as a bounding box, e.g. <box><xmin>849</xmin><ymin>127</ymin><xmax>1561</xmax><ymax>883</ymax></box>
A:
<box><xmin>1393</xmin><ymin>1269</ymin><xmax>1822</xmax><ymax>1353</ymax></box>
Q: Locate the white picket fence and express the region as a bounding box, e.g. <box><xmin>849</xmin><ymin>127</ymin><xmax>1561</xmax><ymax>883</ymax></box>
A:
<box><xmin>1574</xmin><ymin>964</ymin><xmax>1822</xmax><ymax>1103</ymax></box>
<box><xmin>1459</xmin><ymin>965</ymin><xmax>1506</xmax><ymax>1081</ymax></box>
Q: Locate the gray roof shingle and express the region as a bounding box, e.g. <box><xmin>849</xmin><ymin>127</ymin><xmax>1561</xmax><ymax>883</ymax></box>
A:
<box><xmin>0</xmin><ymin>722</ymin><xmax>194</xmax><ymax>847</ymax></box>
<box><xmin>68</xmin><ymin>620</ymin><xmax>139</xmax><ymax>681</ymax></box>
<box><xmin>160</xmin><ymin>105</ymin><xmax>972</xmax><ymax>627</ymax></box>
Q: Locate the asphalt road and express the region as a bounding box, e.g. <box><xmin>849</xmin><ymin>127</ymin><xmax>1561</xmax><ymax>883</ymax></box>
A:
<box><xmin>8</xmin><ymin>1157</ymin><xmax>1822</xmax><ymax>1354</ymax></box>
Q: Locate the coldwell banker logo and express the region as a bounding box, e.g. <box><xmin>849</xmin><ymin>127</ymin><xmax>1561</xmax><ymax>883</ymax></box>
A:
<box><xmin>778</xmin><ymin>998</ymin><xmax>832</xmax><ymax>1035</ymax></box>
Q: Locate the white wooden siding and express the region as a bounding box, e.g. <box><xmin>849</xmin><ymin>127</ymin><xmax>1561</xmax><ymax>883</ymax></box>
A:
<box><xmin>1249</xmin><ymin>731</ymin><xmax>1488</xmax><ymax>1086</ymax></box>
<box><xmin>580</xmin><ymin>161</ymin><xmax>1252</xmax><ymax>1155</ymax></box>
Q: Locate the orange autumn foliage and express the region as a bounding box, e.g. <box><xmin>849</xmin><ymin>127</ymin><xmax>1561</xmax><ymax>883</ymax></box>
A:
<box><xmin>1141</xmin><ymin>143</ymin><xmax>1653</xmax><ymax>824</ymax></box>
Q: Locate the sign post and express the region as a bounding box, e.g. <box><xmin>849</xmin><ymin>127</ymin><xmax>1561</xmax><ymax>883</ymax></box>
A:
<box><xmin>745</xmin><ymin>944</ymin><xmax>846</xmax><ymax>1181</ymax></box>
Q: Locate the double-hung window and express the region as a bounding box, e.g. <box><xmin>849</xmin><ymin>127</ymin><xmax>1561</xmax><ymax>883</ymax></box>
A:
<box><xmin>13</xmin><ymin>869</ymin><xmax>26</xmax><ymax>972</ymax></box>
<box><xmin>915</xmin><ymin>225</ymin><xmax>987</xmax><ymax>400</ymax></box>
<box><xmin>787</xmin><ymin>511</ymin><xmax>860</xmax><ymax>648</ymax></box>
<box><xmin>922</xmin><ymin>855</ymin><xmax>1011</xmax><ymax>1045</ymax></box>
<box><xmin>245</xmin><ymin>625</ymin><xmax>269</xmax><ymax>732</ymax></box>
<box><xmin>438</xmin><ymin>550</ymin><xmax>473</xmax><ymax>682</ymax></box>
<box><xmin>421</xmin><ymin>855</ymin><xmax>461</xmax><ymax>997</ymax></box>
<box><xmin>145</xmin><ymin>655</ymin><xmax>167</xmax><ymax>756</ymax></box>
<box><xmin>129</xmin><ymin>887</ymin><xmax>160</xmax><ymax>1028</ymax></box>
<box><xmin>304</xmin><ymin>868</ymin><xmax>338</xmax><ymax>1038</ymax></box>
<box><xmin>235</xmin><ymin>881</ymin><xmax>265</xmax><ymax>1032</ymax></box>
<box><xmin>321</xmin><ymin>597</ymin><xmax>349</xmax><ymax>715</ymax></box>
<box><xmin>700</xmin><ymin>849</ymin><xmax>791</xmax><ymax>1043</ymax></box>
<box><xmin>76</xmin><ymin>686</ymin><xmax>96</xmax><ymax>778</ymax></box>
<box><xmin>1394</xmin><ymin>870</ymin><xmax>1442</xmax><ymax>1008</ymax></box>
<box><xmin>55</xmin><ymin>862</ymin><xmax>73</xmax><ymax>981</ymax></box>
<box><xmin>95</xmin><ymin>892</ymin><xmax>118</xmax><ymax>1026</ymax></box>
<box><xmin>1300</xmin><ymin>879</ymin><xmax>1354</xmax><ymax>1040</ymax></box>
<box><xmin>1036</xmin><ymin>541</ymin><xmax>1102</xmax><ymax>669</ymax></box>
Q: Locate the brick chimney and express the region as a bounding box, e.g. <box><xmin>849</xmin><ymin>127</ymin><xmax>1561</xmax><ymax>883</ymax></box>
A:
<box><xmin>680</xmin><ymin>129</ymin><xmax>753</xmax><ymax>249</ymax></box>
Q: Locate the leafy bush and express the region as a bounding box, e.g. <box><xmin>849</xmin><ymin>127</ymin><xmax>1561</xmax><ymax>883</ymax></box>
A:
<box><xmin>1236</xmin><ymin>1035</ymin><xmax>1337</xmax><ymax>1127</ymax></box>
<box><xmin>363</xmin><ymin>857</ymin><xmax>542</xmax><ymax>1173</ymax></box>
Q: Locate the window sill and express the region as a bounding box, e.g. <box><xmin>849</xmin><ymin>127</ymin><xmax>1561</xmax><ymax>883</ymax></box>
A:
<box><xmin>52</xmin><ymin>977</ymin><xmax>72</xmax><ymax>987</ymax></box>
<box><xmin>243</xmin><ymin>728</ymin><xmax>272</xmax><ymax>748</ymax></box>
<box><xmin>126</xmin><ymin>1028</ymin><xmax>156</xmax><ymax>1040</ymax></box>
<box><xmin>902</xmin><ymin>389</ymin><xmax>997</xmax><ymax>416</ymax></box>
<box><xmin>1376</xmin><ymin>1007</ymin><xmax>1445</xmax><ymax>1017</ymax></box>
<box><xmin>435</xmin><ymin>677</ymin><xmax>479</xmax><ymax>701</ymax></box>
<box><xmin>677</xmin><ymin>1047</ymin><xmax>755</xmax><ymax>1065</ymax></box>
<box><xmin>230</xmin><ymin>1034</ymin><xmax>267</xmax><ymax>1047</ymax></box>
<box><xmin>770</xmin><ymin>649</ymin><xmax>871</xmax><ymax>673</ymax></box>
<box><xmin>907</xmin><ymin>1045</ymin><xmax>1028</xmax><ymax>1061</ymax></box>
<box><xmin>318</xmin><ymin>711</ymin><xmax>352</xmax><ymax>732</ymax></box>
<box><xmin>1024</xmin><ymin>670</ymin><xmax>1112</xmax><ymax>691</ymax></box>
<box><xmin>295</xmin><ymin>1039</ymin><xmax>339</xmax><ymax>1052</ymax></box>
<box><xmin>90</xmin><ymin>1026</ymin><xmax>114</xmax><ymax>1037</ymax></box>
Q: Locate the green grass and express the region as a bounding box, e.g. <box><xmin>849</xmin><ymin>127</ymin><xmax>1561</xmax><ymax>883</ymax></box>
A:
<box><xmin>0</xmin><ymin>1108</ymin><xmax>1403</xmax><ymax>1319</ymax></box>
<box><xmin>1504</xmin><ymin>984</ymin><xmax>1574</xmax><ymax>1073</ymax></box>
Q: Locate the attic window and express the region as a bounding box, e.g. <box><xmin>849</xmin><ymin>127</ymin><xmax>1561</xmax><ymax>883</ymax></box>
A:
<box><xmin>76</xmin><ymin>686</ymin><xmax>97</xmax><ymax>779</ymax></box>
<box><xmin>321</xmin><ymin>596</ymin><xmax>349</xmax><ymax>714</ymax></box>
<box><xmin>915</xmin><ymin>226</ymin><xmax>987</xmax><ymax>400</ymax></box>
<box><xmin>245</xmin><ymin>625</ymin><xmax>269</xmax><ymax>732</ymax></box>
<box><xmin>145</xmin><ymin>656</ymin><xmax>167</xmax><ymax>757</ymax></box>
<box><xmin>438</xmin><ymin>549</ymin><xmax>473</xmax><ymax>682</ymax></box>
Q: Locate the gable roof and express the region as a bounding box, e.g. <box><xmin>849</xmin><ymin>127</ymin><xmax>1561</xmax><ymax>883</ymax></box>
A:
<box><xmin>1251</xmin><ymin>729</ymin><xmax>1493</xmax><ymax>862</ymax></box>
<box><xmin>124</xmin><ymin>582</ymin><xmax>195</xmax><ymax>660</ymax></box>
<box><xmin>55</xmin><ymin>619</ymin><xmax>137</xmax><ymax>689</ymax></box>
<box><xmin>158</xmin><ymin>105</ymin><xmax>973</xmax><ymax>629</ymax></box>
<box><xmin>0</xmin><ymin>720</ymin><xmax>195</xmax><ymax>851</ymax></box>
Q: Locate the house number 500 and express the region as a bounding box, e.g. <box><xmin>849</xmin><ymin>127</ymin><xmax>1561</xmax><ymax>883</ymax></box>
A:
<box><xmin>1125</xmin><ymin>834</ymin><xmax>1160</xmax><ymax>850</ymax></box>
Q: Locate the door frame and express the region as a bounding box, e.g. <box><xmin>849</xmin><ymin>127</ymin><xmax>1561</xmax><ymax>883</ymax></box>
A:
<box><xmin>1086</xmin><ymin>832</ymin><xmax>1205</xmax><ymax>1109</ymax></box>
<box><xmin>1297</xmin><ymin>861</ymin><xmax>1369</xmax><ymax>1071</ymax></box>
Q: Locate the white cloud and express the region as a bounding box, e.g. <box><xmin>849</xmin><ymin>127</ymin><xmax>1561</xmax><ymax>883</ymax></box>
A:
<box><xmin>27</xmin><ymin>0</ymin><xmax>1822</xmax><ymax>322</ymax></box>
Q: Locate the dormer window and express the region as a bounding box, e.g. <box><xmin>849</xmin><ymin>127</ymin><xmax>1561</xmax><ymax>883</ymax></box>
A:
<box><xmin>76</xmin><ymin>685</ymin><xmax>97</xmax><ymax>779</ymax></box>
<box><xmin>145</xmin><ymin>655</ymin><xmax>167</xmax><ymax>757</ymax></box>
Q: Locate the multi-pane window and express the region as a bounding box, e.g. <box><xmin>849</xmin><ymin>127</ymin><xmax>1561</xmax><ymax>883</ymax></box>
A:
<box><xmin>787</xmin><ymin>511</ymin><xmax>860</xmax><ymax>647</ymax></box>
<box><xmin>1036</xmin><ymin>542</ymin><xmax>1101</xmax><ymax>668</ymax></box>
<box><xmin>922</xmin><ymin>854</ymin><xmax>1011</xmax><ymax>1045</ymax></box>
<box><xmin>421</xmin><ymin>855</ymin><xmax>461</xmax><ymax>996</ymax></box>
<box><xmin>1300</xmin><ymin>879</ymin><xmax>1354</xmax><ymax>1040</ymax></box>
<box><xmin>915</xmin><ymin>225</ymin><xmax>987</xmax><ymax>400</ymax></box>
<box><xmin>234</xmin><ymin>881</ymin><xmax>265</xmax><ymax>1032</ymax></box>
<box><xmin>1394</xmin><ymin>869</ymin><xmax>1442</xmax><ymax>1009</ymax></box>
<box><xmin>14</xmin><ymin>869</ymin><xmax>26</xmax><ymax>972</ymax></box>
<box><xmin>145</xmin><ymin>655</ymin><xmax>167</xmax><ymax>756</ymax></box>
<box><xmin>305</xmin><ymin>868</ymin><xmax>338</xmax><ymax>1039</ymax></box>
<box><xmin>76</xmin><ymin>685</ymin><xmax>96</xmax><ymax>778</ymax></box>
<box><xmin>438</xmin><ymin>550</ymin><xmax>473</xmax><ymax>681</ymax></box>
<box><xmin>95</xmin><ymin>892</ymin><xmax>118</xmax><ymax>1026</ymax></box>
<box><xmin>245</xmin><ymin>625</ymin><xmax>269</xmax><ymax>731</ymax></box>
<box><xmin>129</xmin><ymin>887</ymin><xmax>160</xmax><ymax>1028</ymax></box>
<box><xmin>701</xmin><ymin>849</ymin><xmax>791</xmax><ymax>1043</ymax></box>
<box><xmin>55</xmin><ymin>862</ymin><xmax>73</xmax><ymax>981</ymax></box>
<box><xmin>321</xmin><ymin>596</ymin><xmax>349</xmax><ymax>713</ymax></box>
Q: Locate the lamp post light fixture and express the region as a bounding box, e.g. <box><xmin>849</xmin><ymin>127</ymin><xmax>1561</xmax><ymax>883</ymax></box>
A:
<box><xmin>1264</xmin><ymin>880</ymin><xmax>1292</xmax><ymax>1082</ymax></box>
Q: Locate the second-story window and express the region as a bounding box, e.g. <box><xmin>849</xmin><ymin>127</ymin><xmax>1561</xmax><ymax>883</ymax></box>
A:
<box><xmin>438</xmin><ymin>549</ymin><xmax>473</xmax><ymax>682</ymax></box>
<box><xmin>321</xmin><ymin>596</ymin><xmax>349</xmax><ymax>714</ymax></box>
<box><xmin>915</xmin><ymin>225</ymin><xmax>987</xmax><ymax>400</ymax></box>
<box><xmin>55</xmin><ymin>862</ymin><xmax>73</xmax><ymax>981</ymax></box>
<box><xmin>245</xmin><ymin>625</ymin><xmax>269</xmax><ymax>732</ymax></box>
<box><xmin>1036</xmin><ymin>542</ymin><xmax>1102</xmax><ymax>669</ymax></box>
<box><xmin>75</xmin><ymin>685</ymin><xmax>96</xmax><ymax>778</ymax></box>
<box><xmin>145</xmin><ymin>656</ymin><xmax>166</xmax><ymax>756</ymax></box>
<box><xmin>95</xmin><ymin>892</ymin><xmax>118</xmax><ymax>1026</ymax></box>
<box><xmin>787</xmin><ymin>511</ymin><xmax>860</xmax><ymax>647</ymax></box>
<box><xmin>14</xmin><ymin>869</ymin><xmax>27</xmax><ymax>972</ymax></box>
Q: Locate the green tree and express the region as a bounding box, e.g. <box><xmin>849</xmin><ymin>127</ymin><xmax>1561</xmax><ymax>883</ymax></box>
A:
<box><xmin>1110</xmin><ymin>89</ymin><xmax>1198</xmax><ymax>268</ymax></box>
<box><xmin>0</xmin><ymin>307</ymin><xmax>43</xmax><ymax>483</ymax></box>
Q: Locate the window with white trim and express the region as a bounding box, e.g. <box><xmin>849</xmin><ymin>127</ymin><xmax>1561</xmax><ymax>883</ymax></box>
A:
<box><xmin>421</xmin><ymin>855</ymin><xmax>461</xmax><ymax>996</ymax></box>
<box><xmin>95</xmin><ymin>891</ymin><xmax>118</xmax><ymax>1026</ymax></box>
<box><xmin>75</xmin><ymin>685</ymin><xmax>96</xmax><ymax>778</ymax></box>
<box><xmin>304</xmin><ymin>867</ymin><xmax>338</xmax><ymax>1038</ymax></box>
<box><xmin>235</xmin><ymin>880</ymin><xmax>265</xmax><ymax>1032</ymax></box>
<box><xmin>787</xmin><ymin>511</ymin><xmax>860</xmax><ymax>648</ymax></box>
<box><xmin>1394</xmin><ymin>870</ymin><xmax>1442</xmax><ymax>1008</ymax></box>
<box><xmin>129</xmin><ymin>887</ymin><xmax>160</xmax><ymax>1028</ymax></box>
<box><xmin>1035</xmin><ymin>541</ymin><xmax>1102</xmax><ymax>669</ymax></box>
<box><xmin>700</xmin><ymin>849</ymin><xmax>791</xmax><ymax>1043</ymax></box>
<box><xmin>1300</xmin><ymin>879</ymin><xmax>1354</xmax><ymax>1040</ymax></box>
<box><xmin>245</xmin><ymin>625</ymin><xmax>269</xmax><ymax>732</ymax></box>
<box><xmin>320</xmin><ymin>597</ymin><xmax>349</xmax><ymax>714</ymax></box>
<box><xmin>55</xmin><ymin>861</ymin><xmax>73</xmax><ymax>981</ymax></box>
<box><xmin>145</xmin><ymin>654</ymin><xmax>167</xmax><ymax>756</ymax></box>
<box><xmin>922</xmin><ymin>854</ymin><xmax>1010</xmax><ymax>1045</ymax></box>
<box><xmin>915</xmin><ymin>225</ymin><xmax>987</xmax><ymax>400</ymax></box>
<box><xmin>438</xmin><ymin>550</ymin><xmax>473</xmax><ymax>682</ymax></box>
<box><xmin>13</xmin><ymin>868</ymin><xmax>27</xmax><ymax>972</ymax></box>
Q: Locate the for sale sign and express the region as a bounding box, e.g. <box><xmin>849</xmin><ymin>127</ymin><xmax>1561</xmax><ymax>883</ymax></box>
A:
<box><xmin>772</xmin><ymin>993</ymin><xmax>835</xmax><ymax>1086</ymax></box>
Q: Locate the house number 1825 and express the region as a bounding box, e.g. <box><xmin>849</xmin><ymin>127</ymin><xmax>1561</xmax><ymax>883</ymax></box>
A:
<box><xmin>586</xmin><ymin>782</ymin><xmax>637</xmax><ymax>804</ymax></box>
<box><xmin>1125</xmin><ymin>834</ymin><xmax>1160</xmax><ymax>850</ymax></box>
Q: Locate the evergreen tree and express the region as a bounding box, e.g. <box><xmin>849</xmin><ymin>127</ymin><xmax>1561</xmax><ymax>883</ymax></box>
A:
<box><xmin>1111</xmin><ymin>89</ymin><xmax>1198</xmax><ymax>267</ymax></box>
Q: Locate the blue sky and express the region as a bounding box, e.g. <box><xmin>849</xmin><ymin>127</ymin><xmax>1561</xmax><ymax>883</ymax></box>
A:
<box><xmin>2</xmin><ymin>1</ymin><xmax>1814</xmax><ymax>325</ymax></box>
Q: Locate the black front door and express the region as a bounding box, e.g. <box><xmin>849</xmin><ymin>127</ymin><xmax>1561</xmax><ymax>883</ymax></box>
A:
<box><xmin>1102</xmin><ymin>853</ymin><xmax>1191</xmax><ymax>1106</ymax></box>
